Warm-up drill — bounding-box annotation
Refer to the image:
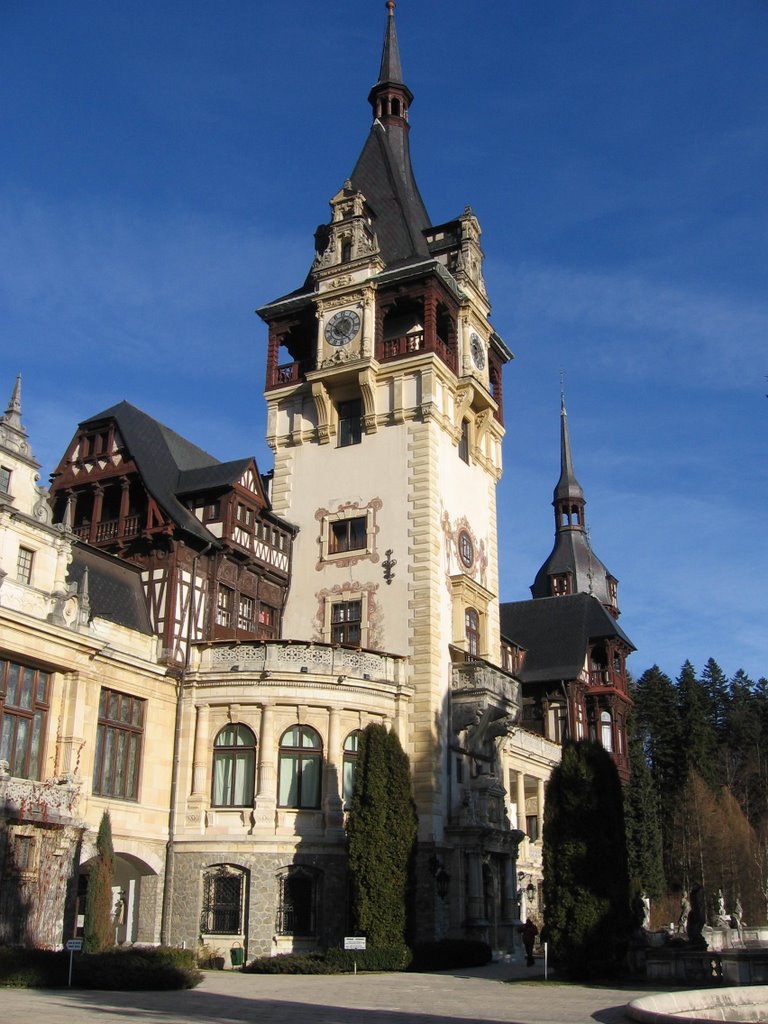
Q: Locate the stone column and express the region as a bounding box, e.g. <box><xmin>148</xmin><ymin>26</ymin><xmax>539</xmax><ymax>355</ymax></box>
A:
<box><xmin>253</xmin><ymin>703</ymin><xmax>276</xmax><ymax>828</ymax></box>
<box><xmin>323</xmin><ymin>706</ymin><xmax>344</xmax><ymax>831</ymax></box>
<box><xmin>516</xmin><ymin>770</ymin><xmax>527</xmax><ymax>838</ymax></box>
<box><xmin>191</xmin><ymin>704</ymin><xmax>209</xmax><ymax>797</ymax></box>
<box><xmin>536</xmin><ymin>777</ymin><xmax>545</xmax><ymax>843</ymax></box>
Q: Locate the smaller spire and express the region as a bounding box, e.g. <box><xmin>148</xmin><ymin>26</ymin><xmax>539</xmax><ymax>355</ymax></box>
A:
<box><xmin>2</xmin><ymin>375</ymin><xmax>26</xmax><ymax>436</ymax></box>
<box><xmin>554</xmin><ymin>393</ymin><xmax>584</xmax><ymax>508</ymax></box>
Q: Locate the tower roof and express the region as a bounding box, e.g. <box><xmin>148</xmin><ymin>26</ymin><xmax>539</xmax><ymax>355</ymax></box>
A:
<box><xmin>351</xmin><ymin>1</ymin><xmax>430</xmax><ymax>267</ymax></box>
<box><xmin>531</xmin><ymin>397</ymin><xmax>619</xmax><ymax>616</ymax></box>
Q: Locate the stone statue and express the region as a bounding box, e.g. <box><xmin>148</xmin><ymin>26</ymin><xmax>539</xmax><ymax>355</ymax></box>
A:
<box><xmin>641</xmin><ymin>892</ymin><xmax>651</xmax><ymax>930</ymax></box>
<box><xmin>731</xmin><ymin>898</ymin><xmax>744</xmax><ymax>931</ymax></box>
<box><xmin>715</xmin><ymin>888</ymin><xmax>729</xmax><ymax>926</ymax></box>
<box><xmin>678</xmin><ymin>891</ymin><xmax>691</xmax><ymax>931</ymax></box>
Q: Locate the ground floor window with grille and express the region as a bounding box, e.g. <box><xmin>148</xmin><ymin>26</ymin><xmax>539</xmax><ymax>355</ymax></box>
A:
<box><xmin>92</xmin><ymin>688</ymin><xmax>144</xmax><ymax>799</ymax></box>
<box><xmin>275</xmin><ymin>866</ymin><xmax>317</xmax><ymax>936</ymax></box>
<box><xmin>200</xmin><ymin>865</ymin><xmax>245</xmax><ymax>935</ymax></box>
<box><xmin>0</xmin><ymin>658</ymin><xmax>51</xmax><ymax>780</ymax></box>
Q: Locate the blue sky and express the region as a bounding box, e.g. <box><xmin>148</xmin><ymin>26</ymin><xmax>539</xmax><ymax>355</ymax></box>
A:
<box><xmin>2</xmin><ymin>1</ymin><xmax>766</xmax><ymax>683</ymax></box>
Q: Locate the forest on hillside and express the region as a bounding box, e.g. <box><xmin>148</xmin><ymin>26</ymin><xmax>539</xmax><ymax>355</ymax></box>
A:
<box><xmin>625</xmin><ymin>658</ymin><xmax>768</xmax><ymax>930</ymax></box>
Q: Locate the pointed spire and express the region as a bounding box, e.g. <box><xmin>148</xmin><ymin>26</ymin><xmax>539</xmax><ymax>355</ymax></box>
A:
<box><xmin>368</xmin><ymin>1</ymin><xmax>413</xmax><ymax>125</ymax></box>
<box><xmin>554</xmin><ymin>394</ymin><xmax>584</xmax><ymax>509</ymax></box>
<box><xmin>2</xmin><ymin>375</ymin><xmax>26</xmax><ymax>436</ymax></box>
<box><xmin>378</xmin><ymin>1</ymin><xmax>404</xmax><ymax>85</ymax></box>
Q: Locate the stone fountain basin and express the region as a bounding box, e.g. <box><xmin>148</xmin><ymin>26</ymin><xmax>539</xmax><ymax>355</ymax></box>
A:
<box><xmin>627</xmin><ymin>986</ymin><xmax>768</xmax><ymax>1023</ymax></box>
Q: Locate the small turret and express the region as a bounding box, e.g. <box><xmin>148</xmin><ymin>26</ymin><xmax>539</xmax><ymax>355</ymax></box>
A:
<box><xmin>531</xmin><ymin>396</ymin><xmax>619</xmax><ymax>617</ymax></box>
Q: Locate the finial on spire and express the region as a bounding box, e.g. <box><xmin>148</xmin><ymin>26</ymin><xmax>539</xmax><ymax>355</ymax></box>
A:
<box><xmin>560</xmin><ymin>368</ymin><xmax>566</xmax><ymax>409</ymax></box>
<box><xmin>386</xmin><ymin>0</ymin><xmax>395</xmax><ymax>13</ymax></box>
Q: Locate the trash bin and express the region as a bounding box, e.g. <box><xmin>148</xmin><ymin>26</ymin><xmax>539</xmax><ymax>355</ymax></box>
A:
<box><xmin>230</xmin><ymin>942</ymin><xmax>244</xmax><ymax>967</ymax></box>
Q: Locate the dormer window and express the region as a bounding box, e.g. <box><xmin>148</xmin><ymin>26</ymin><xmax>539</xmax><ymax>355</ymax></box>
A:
<box><xmin>551</xmin><ymin>574</ymin><xmax>570</xmax><ymax>596</ymax></box>
<box><xmin>341</xmin><ymin>239</ymin><xmax>352</xmax><ymax>263</ymax></box>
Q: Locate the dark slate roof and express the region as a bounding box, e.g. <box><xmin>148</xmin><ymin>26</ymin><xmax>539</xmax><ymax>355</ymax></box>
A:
<box><xmin>500</xmin><ymin>593</ymin><xmax>634</xmax><ymax>685</ymax></box>
<box><xmin>530</xmin><ymin>530</ymin><xmax>614</xmax><ymax>609</ymax></box>
<box><xmin>69</xmin><ymin>543</ymin><xmax>153</xmax><ymax>634</ymax></box>
<box><xmin>349</xmin><ymin>122</ymin><xmax>431</xmax><ymax>268</ymax></box>
<box><xmin>79</xmin><ymin>401</ymin><xmax>250</xmax><ymax>546</ymax></box>
<box><xmin>176</xmin><ymin>458</ymin><xmax>254</xmax><ymax>497</ymax></box>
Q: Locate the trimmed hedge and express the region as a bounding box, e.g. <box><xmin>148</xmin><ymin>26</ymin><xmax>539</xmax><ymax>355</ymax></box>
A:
<box><xmin>409</xmin><ymin>939</ymin><xmax>492</xmax><ymax>971</ymax></box>
<box><xmin>243</xmin><ymin>945</ymin><xmax>411</xmax><ymax>974</ymax></box>
<box><xmin>242</xmin><ymin>953</ymin><xmax>336</xmax><ymax>975</ymax></box>
<box><xmin>0</xmin><ymin>945</ymin><xmax>202</xmax><ymax>989</ymax></box>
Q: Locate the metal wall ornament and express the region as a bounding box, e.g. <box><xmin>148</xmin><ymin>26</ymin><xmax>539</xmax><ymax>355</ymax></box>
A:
<box><xmin>382</xmin><ymin>548</ymin><xmax>397</xmax><ymax>585</ymax></box>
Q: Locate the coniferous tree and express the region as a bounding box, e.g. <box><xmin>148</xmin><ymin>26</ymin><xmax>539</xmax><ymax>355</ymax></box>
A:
<box><xmin>543</xmin><ymin>740</ymin><xmax>632</xmax><ymax>980</ymax></box>
<box><xmin>632</xmin><ymin>666</ymin><xmax>682</xmax><ymax>881</ymax></box>
<box><xmin>84</xmin><ymin>810</ymin><xmax>115</xmax><ymax>953</ymax></box>
<box><xmin>347</xmin><ymin>724</ymin><xmax>417</xmax><ymax>949</ymax></box>
<box><xmin>624</xmin><ymin>712</ymin><xmax>665</xmax><ymax>898</ymax></box>
<box><xmin>677</xmin><ymin>661</ymin><xmax>718</xmax><ymax>788</ymax></box>
<box><xmin>701</xmin><ymin>658</ymin><xmax>730</xmax><ymax>741</ymax></box>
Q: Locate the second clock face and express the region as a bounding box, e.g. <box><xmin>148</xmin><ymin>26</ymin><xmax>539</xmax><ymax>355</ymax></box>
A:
<box><xmin>325</xmin><ymin>309</ymin><xmax>361</xmax><ymax>347</ymax></box>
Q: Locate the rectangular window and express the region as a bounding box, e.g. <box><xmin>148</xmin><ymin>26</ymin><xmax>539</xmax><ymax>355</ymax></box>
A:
<box><xmin>92</xmin><ymin>688</ymin><xmax>145</xmax><ymax>800</ymax></box>
<box><xmin>0</xmin><ymin>659</ymin><xmax>50</xmax><ymax>779</ymax></box>
<box><xmin>0</xmin><ymin>466</ymin><xmax>11</xmax><ymax>492</ymax></box>
<box><xmin>526</xmin><ymin>814</ymin><xmax>540</xmax><ymax>842</ymax></box>
<box><xmin>331</xmin><ymin>600</ymin><xmax>362</xmax><ymax>645</ymax></box>
<box><xmin>16</xmin><ymin>547</ymin><xmax>34</xmax><ymax>585</ymax></box>
<box><xmin>329</xmin><ymin>517</ymin><xmax>366</xmax><ymax>554</ymax></box>
<box><xmin>216</xmin><ymin>585</ymin><xmax>234</xmax><ymax>627</ymax></box>
<box><xmin>238</xmin><ymin>594</ymin><xmax>255</xmax><ymax>631</ymax></box>
<box><xmin>338</xmin><ymin>399</ymin><xmax>362</xmax><ymax>447</ymax></box>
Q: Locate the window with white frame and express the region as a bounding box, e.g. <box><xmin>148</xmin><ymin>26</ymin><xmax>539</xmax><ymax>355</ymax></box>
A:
<box><xmin>16</xmin><ymin>547</ymin><xmax>34</xmax><ymax>585</ymax></box>
<box><xmin>212</xmin><ymin>724</ymin><xmax>256</xmax><ymax>807</ymax></box>
<box><xmin>331</xmin><ymin>600</ymin><xmax>362</xmax><ymax>646</ymax></box>
<box><xmin>329</xmin><ymin>517</ymin><xmax>366</xmax><ymax>554</ymax></box>
<box><xmin>278</xmin><ymin>726</ymin><xmax>322</xmax><ymax>809</ymax></box>
<box><xmin>216</xmin><ymin>585</ymin><xmax>234</xmax><ymax>627</ymax></box>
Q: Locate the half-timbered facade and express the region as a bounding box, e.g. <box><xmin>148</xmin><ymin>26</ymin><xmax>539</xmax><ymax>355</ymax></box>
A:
<box><xmin>49</xmin><ymin>401</ymin><xmax>296</xmax><ymax>664</ymax></box>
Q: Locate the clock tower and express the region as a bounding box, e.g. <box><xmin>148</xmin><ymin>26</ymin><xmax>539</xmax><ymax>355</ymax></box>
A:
<box><xmin>258</xmin><ymin>3</ymin><xmax>519</xmax><ymax>944</ymax></box>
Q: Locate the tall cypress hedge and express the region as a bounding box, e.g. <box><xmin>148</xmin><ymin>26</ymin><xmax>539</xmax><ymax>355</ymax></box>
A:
<box><xmin>84</xmin><ymin>810</ymin><xmax>115</xmax><ymax>953</ymax></box>
<box><xmin>542</xmin><ymin>740</ymin><xmax>632</xmax><ymax>979</ymax></box>
<box><xmin>347</xmin><ymin>724</ymin><xmax>417</xmax><ymax>948</ymax></box>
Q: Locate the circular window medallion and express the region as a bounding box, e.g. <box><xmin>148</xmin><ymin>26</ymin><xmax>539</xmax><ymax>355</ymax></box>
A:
<box><xmin>458</xmin><ymin>530</ymin><xmax>474</xmax><ymax>568</ymax></box>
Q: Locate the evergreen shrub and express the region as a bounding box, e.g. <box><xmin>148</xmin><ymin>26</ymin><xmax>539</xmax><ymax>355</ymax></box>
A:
<box><xmin>325</xmin><ymin>944</ymin><xmax>411</xmax><ymax>972</ymax></box>
<box><xmin>0</xmin><ymin>945</ymin><xmax>202</xmax><ymax>989</ymax></box>
<box><xmin>242</xmin><ymin>953</ymin><xmax>335</xmax><ymax>974</ymax></box>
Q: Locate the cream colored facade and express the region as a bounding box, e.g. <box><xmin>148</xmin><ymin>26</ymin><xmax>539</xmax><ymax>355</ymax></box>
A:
<box><xmin>0</xmin><ymin>381</ymin><xmax>174</xmax><ymax>948</ymax></box>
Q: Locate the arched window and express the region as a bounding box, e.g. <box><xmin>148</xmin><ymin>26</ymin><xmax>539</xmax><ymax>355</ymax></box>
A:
<box><xmin>212</xmin><ymin>724</ymin><xmax>256</xmax><ymax>807</ymax></box>
<box><xmin>601</xmin><ymin>711</ymin><xmax>613</xmax><ymax>752</ymax></box>
<box><xmin>465</xmin><ymin>607</ymin><xmax>480</xmax><ymax>659</ymax></box>
<box><xmin>276</xmin><ymin>865</ymin><xmax>318</xmax><ymax>936</ymax></box>
<box><xmin>278</xmin><ymin>726</ymin><xmax>322</xmax><ymax>809</ymax></box>
<box><xmin>200</xmin><ymin>864</ymin><xmax>246</xmax><ymax>935</ymax></box>
<box><xmin>342</xmin><ymin>730</ymin><xmax>362</xmax><ymax>807</ymax></box>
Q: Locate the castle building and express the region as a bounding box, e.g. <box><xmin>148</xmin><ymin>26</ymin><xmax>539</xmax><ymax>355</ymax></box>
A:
<box><xmin>0</xmin><ymin>5</ymin><xmax>632</xmax><ymax>960</ymax></box>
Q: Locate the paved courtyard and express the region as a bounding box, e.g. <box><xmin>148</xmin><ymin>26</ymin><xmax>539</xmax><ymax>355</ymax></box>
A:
<box><xmin>2</xmin><ymin>959</ymin><xmax>654</xmax><ymax>1024</ymax></box>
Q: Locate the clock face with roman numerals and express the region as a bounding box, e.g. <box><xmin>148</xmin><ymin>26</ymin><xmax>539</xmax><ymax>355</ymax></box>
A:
<box><xmin>470</xmin><ymin>332</ymin><xmax>486</xmax><ymax>370</ymax></box>
<box><xmin>325</xmin><ymin>309</ymin><xmax>360</xmax><ymax>347</ymax></box>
